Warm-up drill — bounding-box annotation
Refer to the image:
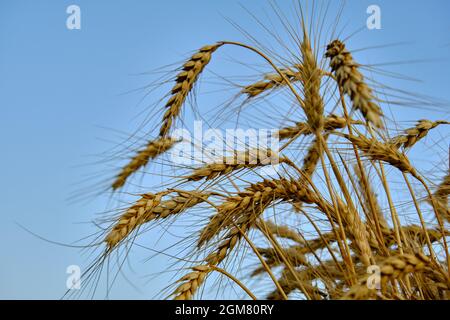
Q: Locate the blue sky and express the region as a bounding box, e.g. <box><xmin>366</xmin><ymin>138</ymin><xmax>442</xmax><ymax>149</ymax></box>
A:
<box><xmin>0</xmin><ymin>0</ymin><xmax>449</xmax><ymax>299</ymax></box>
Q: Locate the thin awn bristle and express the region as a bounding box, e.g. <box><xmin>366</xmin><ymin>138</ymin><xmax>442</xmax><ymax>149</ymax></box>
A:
<box><xmin>325</xmin><ymin>40</ymin><xmax>384</xmax><ymax>129</ymax></box>
<box><xmin>159</xmin><ymin>44</ymin><xmax>222</xmax><ymax>137</ymax></box>
<box><xmin>112</xmin><ymin>137</ymin><xmax>178</xmax><ymax>190</ymax></box>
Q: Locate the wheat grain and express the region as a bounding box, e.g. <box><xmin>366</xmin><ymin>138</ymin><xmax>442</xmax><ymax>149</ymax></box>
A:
<box><xmin>257</xmin><ymin>220</ymin><xmax>305</xmax><ymax>244</ymax></box>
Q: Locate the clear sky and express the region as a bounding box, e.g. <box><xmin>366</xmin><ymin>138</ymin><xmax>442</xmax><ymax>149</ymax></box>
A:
<box><xmin>1</xmin><ymin>0</ymin><xmax>449</xmax><ymax>299</ymax></box>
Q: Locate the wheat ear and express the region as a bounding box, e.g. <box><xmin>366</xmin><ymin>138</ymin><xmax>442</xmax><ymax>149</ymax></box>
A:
<box><xmin>242</xmin><ymin>67</ymin><xmax>301</xmax><ymax>98</ymax></box>
<box><xmin>341</xmin><ymin>133</ymin><xmax>417</xmax><ymax>177</ymax></box>
<box><xmin>160</xmin><ymin>44</ymin><xmax>222</xmax><ymax>137</ymax></box>
<box><xmin>112</xmin><ymin>137</ymin><xmax>178</xmax><ymax>190</ymax></box>
<box><xmin>105</xmin><ymin>190</ymin><xmax>209</xmax><ymax>249</ymax></box>
<box><xmin>391</xmin><ymin>120</ymin><xmax>450</xmax><ymax>149</ymax></box>
<box><xmin>277</xmin><ymin>115</ymin><xmax>361</xmax><ymax>141</ymax></box>
<box><xmin>325</xmin><ymin>40</ymin><xmax>383</xmax><ymax>128</ymax></box>
<box><xmin>432</xmin><ymin>173</ymin><xmax>450</xmax><ymax>222</ymax></box>
<box><xmin>174</xmin><ymin>198</ymin><xmax>274</xmax><ymax>300</ymax></box>
<box><xmin>342</xmin><ymin>253</ymin><xmax>431</xmax><ymax>299</ymax></box>
<box><xmin>257</xmin><ymin>220</ymin><xmax>305</xmax><ymax>244</ymax></box>
<box><xmin>197</xmin><ymin>179</ymin><xmax>286</xmax><ymax>248</ymax></box>
<box><xmin>300</xmin><ymin>32</ymin><xmax>324</xmax><ymax>131</ymax></box>
<box><xmin>184</xmin><ymin>149</ymin><xmax>287</xmax><ymax>182</ymax></box>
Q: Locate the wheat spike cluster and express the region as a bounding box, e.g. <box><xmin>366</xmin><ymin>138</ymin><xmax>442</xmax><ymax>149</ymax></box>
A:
<box><xmin>94</xmin><ymin>6</ymin><xmax>450</xmax><ymax>300</ymax></box>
